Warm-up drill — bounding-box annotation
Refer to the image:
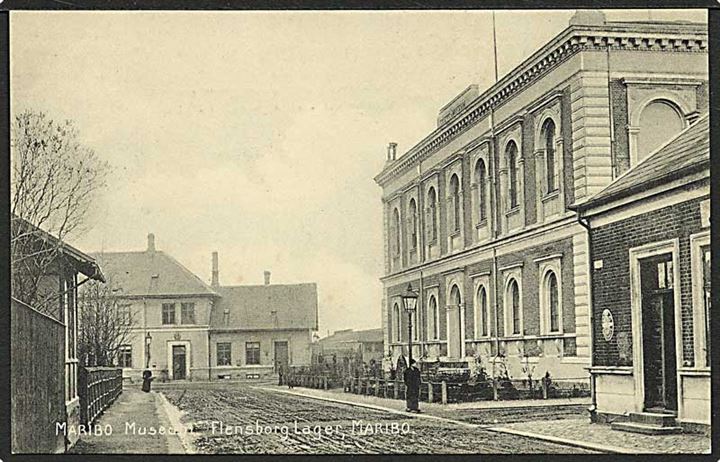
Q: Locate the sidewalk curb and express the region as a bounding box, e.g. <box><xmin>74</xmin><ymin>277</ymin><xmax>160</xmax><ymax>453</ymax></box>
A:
<box><xmin>257</xmin><ymin>386</ymin><xmax>634</xmax><ymax>454</ymax></box>
<box><xmin>156</xmin><ymin>392</ymin><xmax>194</xmax><ymax>454</ymax></box>
<box><xmin>255</xmin><ymin>386</ymin><xmax>484</xmax><ymax>429</ymax></box>
<box><xmin>485</xmin><ymin>426</ymin><xmax>634</xmax><ymax>454</ymax></box>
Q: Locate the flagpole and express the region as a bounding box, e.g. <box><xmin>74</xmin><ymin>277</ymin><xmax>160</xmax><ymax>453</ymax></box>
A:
<box><xmin>490</xmin><ymin>10</ymin><xmax>501</xmax><ymax>381</ymax></box>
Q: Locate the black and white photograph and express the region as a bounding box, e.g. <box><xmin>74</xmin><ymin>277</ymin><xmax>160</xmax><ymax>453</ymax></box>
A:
<box><xmin>5</xmin><ymin>5</ymin><xmax>713</xmax><ymax>456</ymax></box>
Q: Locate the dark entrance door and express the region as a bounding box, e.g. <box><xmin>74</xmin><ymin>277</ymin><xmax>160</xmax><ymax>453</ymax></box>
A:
<box><xmin>274</xmin><ymin>341</ymin><xmax>289</xmax><ymax>372</ymax></box>
<box><xmin>640</xmin><ymin>254</ymin><xmax>677</xmax><ymax>412</ymax></box>
<box><xmin>172</xmin><ymin>345</ymin><xmax>187</xmax><ymax>380</ymax></box>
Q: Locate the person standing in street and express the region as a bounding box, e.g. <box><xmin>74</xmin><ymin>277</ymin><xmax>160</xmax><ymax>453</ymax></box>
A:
<box><xmin>403</xmin><ymin>359</ymin><xmax>421</xmax><ymax>413</ymax></box>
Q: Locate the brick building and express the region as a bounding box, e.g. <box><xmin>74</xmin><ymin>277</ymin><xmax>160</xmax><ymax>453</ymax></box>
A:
<box><xmin>573</xmin><ymin>115</ymin><xmax>709</xmax><ymax>431</ymax></box>
<box><xmin>374</xmin><ymin>11</ymin><xmax>707</xmax><ymax>382</ymax></box>
<box><xmin>93</xmin><ymin>236</ymin><xmax>317</xmax><ymax>381</ymax></box>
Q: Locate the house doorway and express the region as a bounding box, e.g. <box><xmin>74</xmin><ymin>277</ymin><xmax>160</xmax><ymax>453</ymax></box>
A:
<box><xmin>172</xmin><ymin>345</ymin><xmax>187</xmax><ymax>380</ymax></box>
<box><xmin>274</xmin><ymin>341</ymin><xmax>289</xmax><ymax>372</ymax></box>
<box><xmin>639</xmin><ymin>254</ymin><xmax>677</xmax><ymax>412</ymax></box>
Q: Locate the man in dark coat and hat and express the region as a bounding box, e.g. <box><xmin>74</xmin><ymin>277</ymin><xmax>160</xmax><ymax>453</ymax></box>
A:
<box><xmin>403</xmin><ymin>359</ymin><xmax>421</xmax><ymax>413</ymax></box>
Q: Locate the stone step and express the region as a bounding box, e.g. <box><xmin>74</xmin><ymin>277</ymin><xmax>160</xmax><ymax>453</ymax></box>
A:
<box><xmin>611</xmin><ymin>421</ymin><xmax>682</xmax><ymax>435</ymax></box>
<box><xmin>629</xmin><ymin>411</ymin><xmax>678</xmax><ymax>427</ymax></box>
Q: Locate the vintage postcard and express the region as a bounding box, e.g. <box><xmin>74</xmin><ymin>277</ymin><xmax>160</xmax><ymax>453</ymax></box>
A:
<box><xmin>6</xmin><ymin>7</ymin><xmax>712</xmax><ymax>456</ymax></box>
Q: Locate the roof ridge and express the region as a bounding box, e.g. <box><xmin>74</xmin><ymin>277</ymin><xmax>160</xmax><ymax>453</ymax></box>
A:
<box><xmin>220</xmin><ymin>282</ymin><xmax>316</xmax><ymax>288</ymax></box>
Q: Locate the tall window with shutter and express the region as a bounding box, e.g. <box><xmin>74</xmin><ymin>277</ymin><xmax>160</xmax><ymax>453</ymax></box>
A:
<box><xmin>542</xmin><ymin>119</ymin><xmax>557</xmax><ymax>194</ymax></box>
<box><xmin>507</xmin><ymin>142</ymin><xmax>519</xmax><ymax>209</ymax></box>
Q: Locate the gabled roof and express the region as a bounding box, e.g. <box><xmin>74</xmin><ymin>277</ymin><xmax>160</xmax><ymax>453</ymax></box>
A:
<box><xmin>11</xmin><ymin>214</ymin><xmax>105</xmax><ymax>282</ymax></box>
<box><xmin>90</xmin><ymin>250</ymin><xmax>218</xmax><ymax>297</ymax></box>
<box><xmin>573</xmin><ymin>114</ymin><xmax>709</xmax><ymax>213</ymax></box>
<box><xmin>211</xmin><ymin>283</ymin><xmax>318</xmax><ymax>330</ymax></box>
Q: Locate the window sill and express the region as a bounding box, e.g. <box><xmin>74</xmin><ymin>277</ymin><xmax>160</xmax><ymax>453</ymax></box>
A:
<box><xmin>678</xmin><ymin>367</ymin><xmax>711</xmax><ymax>377</ymax></box>
<box><xmin>506</xmin><ymin>207</ymin><xmax>520</xmax><ymax>217</ymax></box>
<box><xmin>542</xmin><ymin>190</ymin><xmax>560</xmax><ymax>203</ymax></box>
<box><xmin>449</xmin><ymin>229</ymin><xmax>461</xmax><ymax>238</ymax></box>
<box><xmin>475</xmin><ymin>219</ymin><xmax>488</xmax><ymax>229</ymax></box>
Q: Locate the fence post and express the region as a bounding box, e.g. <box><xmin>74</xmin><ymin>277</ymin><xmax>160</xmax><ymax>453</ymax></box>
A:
<box><xmin>323</xmin><ymin>376</ymin><xmax>328</xmax><ymax>390</ymax></box>
<box><xmin>394</xmin><ymin>379</ymin><xmax>399</xmax><ymax>399</ymax></box>
<box><xmin>375</xmin><ymin>377</ymin><xmax>380</xmax><ymax>396</ymax></box>
<box><xmin>441</xmin><ymin>380</ymin><xmax>448</xmax><ymax>404</ymax></box>
<box><xmin>542</xmin><ymin>376</ymin><xmax>548</xmax><ymax>399</ymax></box>
<box><xmin>78</xmin><ymin>367</ymin><xmax>88</xmax><ymax>425</ymax></box>
<box><xmin>427</xmin><ymin>382</ymin><xmax>434</xmax><ymax>403</ymax></box>
<box><xmin>492</xmin><ymin>378</ymin><xmax>499</xmax><ymax>401</ymax></box>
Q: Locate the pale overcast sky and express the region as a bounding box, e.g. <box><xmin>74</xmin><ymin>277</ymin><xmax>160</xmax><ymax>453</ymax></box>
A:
<box><xmin>10</xmin><ymin>9</ymin><xmax>706</xmax><ymax>337</ymax></box>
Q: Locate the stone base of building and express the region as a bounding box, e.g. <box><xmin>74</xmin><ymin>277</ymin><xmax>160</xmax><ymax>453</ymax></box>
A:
<box><xmin>207</xmin><ymin>365</ymin><xmax>276</xmax><ymax>381</ymax></box>
<box><xmin>590</xmin><ymin>410</ymin><xmax>710</xmax><ymax>436</ymax></box>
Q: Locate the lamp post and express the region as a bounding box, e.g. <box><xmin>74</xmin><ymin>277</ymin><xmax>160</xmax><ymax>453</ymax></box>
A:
<box><xmin>145</xmin><ymin>331</ymin><xmax>152</xmax><ymax>369</ymax></box>
<box><xmin>401</xmin><ymin>282</ymin><xmax>419</xmax><ymax>366</ymax></box>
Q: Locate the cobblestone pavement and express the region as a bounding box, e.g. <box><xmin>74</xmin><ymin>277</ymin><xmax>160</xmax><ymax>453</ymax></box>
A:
<box><xmin>499</xmin><ymin>418</ymin><xmax>711</xmax><ymax>454</ymax></box>
<box><xmin>159</xmin><ymin>381</ymin><xmax>597</xmax><ymax>454</ymax></box>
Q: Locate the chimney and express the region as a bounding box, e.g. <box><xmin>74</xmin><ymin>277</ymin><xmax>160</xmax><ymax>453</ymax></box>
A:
<box><xmin>147</xmin><ymin>233</ymin><xmax>156</xmax><ymax>252</ymax></box>
<box><xmin>211</xmin><ymin>251</ymin><xmax>219</xmax><ymax>287</ymax></box>
<box><xmin>569</xmin><ymin>10</ymin><xmax>606</xmax><ymax>26</ymax></box>
<box><xmin>264</xmin><ymin>270</ymin><xmax>271</xmax><ymax>285</ymax></box>
<box><xmin>386</xmin><ymin>142</ymin><xmax>397</xmax><ymax>161</ymax></box>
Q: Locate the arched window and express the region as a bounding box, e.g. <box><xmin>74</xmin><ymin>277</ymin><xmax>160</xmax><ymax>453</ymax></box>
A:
<box><xmin>507</xmin><ymin>279</ymin><xmax>521</xmax><ymax>335</ymax></box>
<box><xmin>427</xmin><ymin>187</ymin><xmax>438</xmax><ymax>242</ymax></box>
<box><xmin>450</xmin><ymin>284</ymin><xmax>462</xmax><ymax>306</ymax></box>
<box><xmin>477</xmin><ymin>286</ymin><xmax>488</xmax><ymax>337</ymax></box>
<box><xmin>410</xmin><ymin>309</ymin><xmax>418</xmax><ymax>341</ymax></box>
<box><xmin>393</xmin><ymin>303</ymin><xmax>401</xmax><ymax>342</ymax></box>
<box><xmin>392</xmin><ymin>208</ymin><xmax>401</xmax><ymax>256</ymax></box>
<box><xmin>475</xmin><ymin>159</ymin><xmax>487</xmax><ymax>222</ymax></box>
<box><xmin>546</xmin><ymin>271</ymin><xmax>560</xmax><ymax>333</ymax></box>
<box><xmin>409</xmin><ymin>198</ymin><xmax>418</xmax><ymax>251</ymax></box>
<box><xmin>637</xmin><ymin>100</ymin><xmax>684</xmax><ymax>163</ymax></box>
<box><xmin>542</xmin><ymin>119</ymin><xmax>557</xmax><ymax>193</ymax></box>
<box><xmin>506</xmin><ymin>142</ymin><xmax>519</xmax><ymax>209</ymax></box>
<box><xmin>428</xmin><ymin>295</ymin><xmax>438</xmax><ymax>340</ymax></box>
<box><xmin>450</xmin><ymin>174</ymin><xmax>461</xmax><ymax>232</ymax></box>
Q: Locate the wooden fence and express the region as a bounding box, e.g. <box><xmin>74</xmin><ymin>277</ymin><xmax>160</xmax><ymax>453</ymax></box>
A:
<box><xmin>281</xmin><ymin>369</ymin><xmax>590</xmax><ymax>404</ymax></box>
<box><xmin>78</xmin><ymin>367</ymin><xmax>123</xmax><ymax>426</ymax></box>
<box><xmin>11</xmin><ymin>298</ymin><xmax>67</xmax><ymax>454</ymax></box>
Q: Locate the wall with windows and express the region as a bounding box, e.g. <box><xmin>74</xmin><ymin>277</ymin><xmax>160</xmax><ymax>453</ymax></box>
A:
<box><xmin>116</xmin><ymin>295</ymin><xmax>214</xmax><ymax>381</ymax></box>
<box><xmin>208</xmin><ymin>329</ymin><xmax>312</xmax><ymax>380</ymax></box>
<box><xmin>383</xmin><ymin>231</ymin><xmax>583</xmax><ymax>379</ymax></box>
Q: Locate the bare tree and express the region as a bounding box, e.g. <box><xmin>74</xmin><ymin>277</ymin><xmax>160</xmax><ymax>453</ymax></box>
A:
<box><xmin>11</xmin><ymin>109</ymin><xmax>110</xmax><ymax>315</ymax></box>
<box><xmin>77</xmin><ymin>279</ymin><xmax>136</xmax><ymax>367</ymax></box>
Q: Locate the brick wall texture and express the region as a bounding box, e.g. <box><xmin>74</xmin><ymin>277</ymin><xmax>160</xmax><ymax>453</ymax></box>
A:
<box><xmin>591</xmin><ymin>195</ymin><xmax>707</xmax><ymax>367</ymax></box>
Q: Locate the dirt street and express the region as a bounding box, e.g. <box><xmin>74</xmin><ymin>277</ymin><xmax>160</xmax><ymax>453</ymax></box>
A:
<box><xmin>160</xmin><ymin>382</ymin><xmax>596</xmax><ymax>454</ymax></box>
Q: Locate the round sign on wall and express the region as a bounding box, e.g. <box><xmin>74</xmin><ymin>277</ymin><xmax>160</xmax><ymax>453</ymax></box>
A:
<box><xmin>601</xmin><ymin>309</ymin><xmax>614</xmax><ymax>341</ymax></box>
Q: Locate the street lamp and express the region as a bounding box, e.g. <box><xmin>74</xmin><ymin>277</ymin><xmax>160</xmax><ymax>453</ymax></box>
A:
<box><xmin>145</xmin><ymin>331</ymin><xmax>152</xmax><ymax>369</ymax></box>
<box><xmin>401</xmin><ymin>282</ymin><xmax>419</xmax><ymax>366</ymax></box>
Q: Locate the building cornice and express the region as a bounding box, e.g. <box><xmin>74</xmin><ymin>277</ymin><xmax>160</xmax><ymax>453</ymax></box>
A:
<box><xmin>374</xmin><ymin>22</ymin><xmax>707</xmax><ymax>187</ymax></box>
